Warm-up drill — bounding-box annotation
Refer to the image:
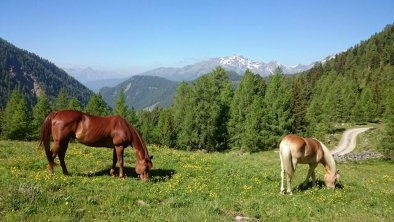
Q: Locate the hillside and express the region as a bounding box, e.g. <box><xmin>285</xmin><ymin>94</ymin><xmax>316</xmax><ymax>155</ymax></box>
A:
<box><xmin>100</xmin><ymin>71</ymin><xmax>242</xmax><ymax>109</ymax></box>
<box><xmin>0</xmin><ymin>38</ymin><xmax>93</xmax><ymax>108</ymax></box>
<box><xmin>100</xmin><ymin>75</ymin><xmax>179</xmax><ymax>109</ymax></box>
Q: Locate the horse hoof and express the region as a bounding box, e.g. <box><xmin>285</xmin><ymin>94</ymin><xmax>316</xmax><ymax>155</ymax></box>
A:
<box><xmin>280</xmin><ymin>190</ymin><xmax>285</xmax><ymax>195</ymax></box>
<box><xmin>110</xmin><ymin>169</ymin><xmax>115</xmax><ymax>177</ymax></box>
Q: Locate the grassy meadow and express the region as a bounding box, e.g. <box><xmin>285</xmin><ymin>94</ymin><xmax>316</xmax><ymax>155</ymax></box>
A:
<box><xmin>0</xmin><ymin>140</ymin><xmax>393</xmax><ymax>221</ymax></box>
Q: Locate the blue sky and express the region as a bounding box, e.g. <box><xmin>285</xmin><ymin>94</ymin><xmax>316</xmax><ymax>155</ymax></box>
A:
<box><xmin>1</xmin><ymin>0</ymin><xmax>393</xmax><ymax>74</ymax></box>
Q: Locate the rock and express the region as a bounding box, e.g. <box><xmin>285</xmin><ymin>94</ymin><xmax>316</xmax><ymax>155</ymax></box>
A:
<box><xmin>334</xmin><ymin>151</ymin><xmax>384</xmax><ymax>162</ymax></box>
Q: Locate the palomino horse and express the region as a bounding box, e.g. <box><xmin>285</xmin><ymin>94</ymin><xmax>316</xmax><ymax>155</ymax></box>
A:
<box><xmin>39</xmin><ymin>110</ymin><xmax>153</xmax><ymax>181</ymax></box>
<box><xmin>279</xmin><ymin>134</ymin><xmax>339</xmax><ymax>195</ymax></box>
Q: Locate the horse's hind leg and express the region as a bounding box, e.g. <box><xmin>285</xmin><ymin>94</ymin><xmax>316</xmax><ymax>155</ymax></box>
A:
<box><xmin>48</xmin><ymin>141</ymin><xmax>60</xmax><ymax>174</ymax></box>
<box><xmin>286</xmin><ymin>174</ymin><xmax>293</xmax><ymax>195</ymax></box>
<box><xmin>280</xmin><ymin>155</ymin><xmax>286</xmax><ymax>194</ymax></box>
<box><xmin>58</xmin><ymin>141</ymin><xmax>70</xmax><ymax>175</ymax></box>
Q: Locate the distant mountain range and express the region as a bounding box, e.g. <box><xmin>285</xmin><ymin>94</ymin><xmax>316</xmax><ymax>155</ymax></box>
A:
<box><xmin>66</xmin><ymin>55</ymin><xmax>315</xmax><ymax>92</ymax></box>
<box><xmin>137</xmin><ymin>55</ymin><xmax>313</xmax><ymax>81</ymax></box>
<box><xmin>63</xmin><ymin>67</ymin><xmax>129</xmax><ymax>92</ymax></box>
<box><xmin>97</xmin><ymin>55</ymin><xmax>316</xmax><ymax>109</ymax></box>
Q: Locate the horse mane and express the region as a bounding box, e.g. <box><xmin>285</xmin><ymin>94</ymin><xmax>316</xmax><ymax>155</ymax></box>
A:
<box><xmin>318</xmin><ymin>141</ymin><xmax>337</xmax><ymax>175</ymax></box>
<box><xmin>125</xmin><ymin>120</ymin><xmax>150</xmax><ymax>160</ymax></box>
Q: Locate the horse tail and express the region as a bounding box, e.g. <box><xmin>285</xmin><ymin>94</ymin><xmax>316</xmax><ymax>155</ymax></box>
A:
<box><xmin>279</xmin><ymin>138</ymin><xmax>294</xmax><ymax>177</ymax></box>
<box><xmin>39</xmin><ymin>112</ymin><xmax>54</xmax><ymax>162</ymax></box>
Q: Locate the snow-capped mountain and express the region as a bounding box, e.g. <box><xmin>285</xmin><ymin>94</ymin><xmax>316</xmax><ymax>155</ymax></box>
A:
<box><xmin>139</xmin><ymin>55</ymin><xmax>314</xmax><ymax>81</ymax></box>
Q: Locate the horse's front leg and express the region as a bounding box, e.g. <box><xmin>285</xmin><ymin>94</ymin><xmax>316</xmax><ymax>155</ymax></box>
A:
<box><xmin>115</xmin><ymin>146</ymin><xmax>125</xmax><ymax>178</ymax></box>
<box><xmin>305</xmin><ymin>163</ymin><xmax>318</xmax><ymax>188</ymax></box>
<box><xmin>303</xmin><ymin>164</ymin><xmax>314</xmax><ymax>188</ymax></box>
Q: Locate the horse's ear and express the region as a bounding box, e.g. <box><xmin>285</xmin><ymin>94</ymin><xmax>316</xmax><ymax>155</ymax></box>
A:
<box><xmin>150</xmin><ymin>155</ymin><xmax>153</xmax><ymax>160</ymax></box>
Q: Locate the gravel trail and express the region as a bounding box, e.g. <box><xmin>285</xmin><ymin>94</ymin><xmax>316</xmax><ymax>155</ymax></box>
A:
<box><xmin>331</xmin><ymin>127</ymin><xmax>371</xmax><ymax>156</ymax></box>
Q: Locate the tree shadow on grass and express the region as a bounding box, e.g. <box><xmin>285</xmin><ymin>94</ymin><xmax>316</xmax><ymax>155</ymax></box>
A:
<box><xmin>297</xmin><ymin>179</ymin><xmax>344</xmax><ymax>191</ymax></box>
<box><xmin>333</xmin><ymin>128</ymin><xmax>346</xmax><ymax>134</ymax></box>
<box><xmin>77</xmin><ymin>167</ymin><xmax>175</xmax><ymax>183</ymax></box>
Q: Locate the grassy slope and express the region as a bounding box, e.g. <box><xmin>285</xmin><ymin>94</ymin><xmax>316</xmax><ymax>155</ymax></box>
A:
<box><xmin>0</xmin><ymin>141</ymin><xmax>393</xmax><ymax>221</ymax></box>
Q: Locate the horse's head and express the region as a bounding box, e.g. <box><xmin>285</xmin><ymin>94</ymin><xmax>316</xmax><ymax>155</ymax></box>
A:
<box><xmin>135</xmin><ymin>156</ymin><xmax>153</xmax><ymax>181</ymax></box>
<box><xmin>325</xmin><ymin>170</ymin><xmax>340</xmax><ymax>189</ymax></box>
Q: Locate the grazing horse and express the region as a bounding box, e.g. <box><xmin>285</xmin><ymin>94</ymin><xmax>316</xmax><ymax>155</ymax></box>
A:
<box><xmin>39</xmin><ymin>110</ymin><xmax>153</xmax><ymax>181</ymax></box>
<box><xmin>279</xmin><ymin>134</ymin><xmax>339</xmax><ymax>195</ymax></box>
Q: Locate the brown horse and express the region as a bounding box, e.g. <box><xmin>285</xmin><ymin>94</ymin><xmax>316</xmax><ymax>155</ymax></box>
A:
<box><xmin>39</xmin><ymin>110</ymin><xmax>153</xmax><ymax>181</ymax></box>
<box><xmin>279</xmin><ymin>134</ymin><xmax>339</xmax><ymax>195</ymax></box>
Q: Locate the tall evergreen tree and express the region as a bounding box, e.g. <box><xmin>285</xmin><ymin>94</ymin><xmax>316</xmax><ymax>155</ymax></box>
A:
<box><xmin>192</xmin><ymin>67</ymin><xmax>232</xmax><ymax>151</ymax></box>
<box><xmin>67</xmin><ymin>97</ymin><xmax>82</xmax><ymax>111</ymax></box>
<box><xmin>127</xmin><ymin>107</ymin><xmax>138</xmax><ymax>126</ymax></box>
<box><xmin>172</xmin><ymin>82</ymin><xmax>195</xmax><ymax>150</ymax></box>
<box><xmin>306</xmin><ymin>72</ymin><xmax>336</xmax><ymax>138</ymax></box>
<box><xmin>228</xmin><ymin>69</ymin><xmax>266</xmax><ymax>151</ymax></box>
<box><xmin>380</xmin><ymin>86</ymin><xmax>394</xmax><ymax>160</ymax></box>
<box><xmin>53</xmin><ymin>88</ymin><xmax>69</xmax><ymax>111</ymax></box>
<box><xmin>85</xmin><ymin>94</ymin><xmax>110</xmax><ymax>116</ymax></box>
<box><xmin>138</xmin><ymin>108</ymin><xmax>160</xmax><ymax>144</ymax></box>
<box><xmin>157</xmin><ymin>108</ymin><xmax>176</xmax><ymax>147</ymax></box>
<box><xmin>360</xmin><ymin>86</ymin><xmax>377</xmax><ymax>122</ymax></box>
<box><xmin>261</xmin><ymin>68</ymin><xmax>293</xmax><ymax>149</ymax></box>
<box><xmin>291</xmin><ymin>76</ymin><xmax>308</xmax><ymax>135</ymax></box>
<box><xmin>31</xmin><ymin>93</ymin><xmax>51</xmax><ymax>139</ymax></box>
<box><xmin>113</xmin><ymin>90</ymin><xmax>128</xmax><ymax>118</ymax></box>
<box><xmin>1</xmin><ymin>90</ymin><xmax>30</xmax><ymax>140</ymax></box>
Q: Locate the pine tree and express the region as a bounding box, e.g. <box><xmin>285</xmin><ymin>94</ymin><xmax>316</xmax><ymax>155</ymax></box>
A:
<box><xmin>113</xmin><ymin>90</ymin><xmax>128</xmax><ymax>118</ymax></box>
<box><xmin>360</xmin><ymin>86</ymin><xmax>377</xmax><ymax>122</ymax></box>
<box><xmin>192</xmin><ymin>67</ymin><xmax>232</xmax><ymax>151</ymax></box>
<box><xmin>172</xmin><ymin>82</ymin><xmax>195</xmax><ymax>150</ymax></box>
<box><xmin>172</xmin><ymin>67</ymin><xmax>232</xmax><ymax>151</ymax></box>
<box><xmin>262</xmin><ymin>68</ymin><xmax>293</xmax><ymax>149</ymax></box>
<box><xmin>228</xmin><ymin>69</ymin><xmax>266</xmax><ymax>151</ymax></box>
<box><xmin>306</xmin><ymin>72</ymin><xmax>336</xmax><ymax>138</ymax></box>
<box><xmin>127</xmin><ymin>107</ymin><xmax>138</xmax><ymax>126</ymax></box>
<box><xmin>380</xmin><ymin>86</ymin><xmax>394</xmax><ymax>160</ymax></box>
<box><xmin>1</xmin><ymin>90</ymin><xmax>30</xmax><ymax>140</ymax></box>
<box><xmin>157</xmin><ymin>108</ymin><xmax>176</xmax><ymax>147</ymax></box>
<box><xmin>138</xmin><ymin>108</ymin><xmax>160</xmax><ymax>144</ymax></box>
<box><xmin>291</xmin><ymin>76</ymin><xmax>308</xmax><ymax>135</ymax></box>
<box><xmin>54</xmin><ymin>88</ymin><xmax>69</xmax><ymax>111</ymax></box>
<box><xmin>243</xmin><ymin>95</ymin><xmax>265</xmax><ymax>152</ymax></box>
<box><xmin>67</xmin><ymin>97</ymin><xmax>82</xmax><ymax>111</ymax></box>
<box><xmin>85</xmin><ymin>94</ymin><xmax>111</xmax><ymax>116</ymax></box>
<box><xmin>31</xmin><ymin>93</ymin><xmax>51</xmax><ymax>139</ymax></box>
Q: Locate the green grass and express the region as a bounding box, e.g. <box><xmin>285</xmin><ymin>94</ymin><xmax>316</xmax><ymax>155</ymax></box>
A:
<box><xmin>0</xmin><ymin>141</ymin><xmax>393</xmax><ymax>221</ymax></box>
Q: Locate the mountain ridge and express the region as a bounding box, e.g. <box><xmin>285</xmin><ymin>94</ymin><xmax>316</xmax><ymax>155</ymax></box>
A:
<box><xmin>137</xmin><ymin>55</ymin><xmax>315</xmax><ymax>81</ymax></box>
<box><xmin>0</xmin><ymin>38</ymin><xmax>93</xmax><ymax>109</ymax></box>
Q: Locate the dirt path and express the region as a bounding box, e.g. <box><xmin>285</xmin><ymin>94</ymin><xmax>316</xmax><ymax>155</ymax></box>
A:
<box><xmin>331</xmin><ymin>127</ymin><xmax>371</xmax><ymax>156</ymax></box>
